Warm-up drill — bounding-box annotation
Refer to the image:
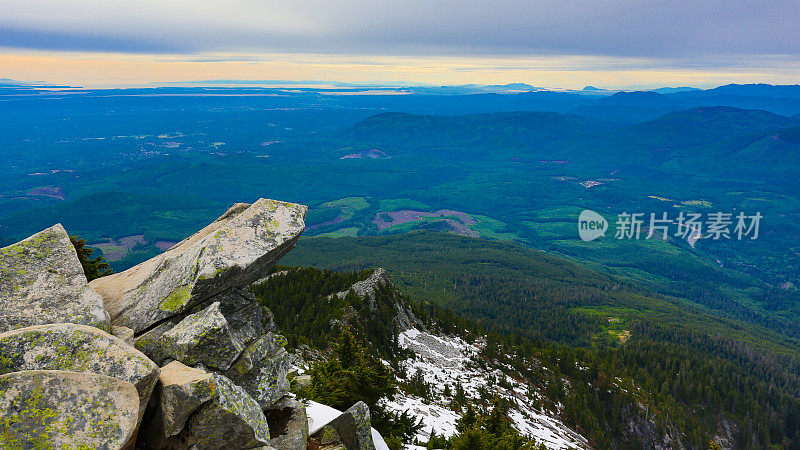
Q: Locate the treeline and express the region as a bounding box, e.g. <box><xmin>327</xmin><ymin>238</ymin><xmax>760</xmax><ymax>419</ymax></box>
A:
<box><xmin>283</xmin><ymin>232</ymin><xmax>800</xmax><ymax>448</ymax></box>
<box><xmin>252</xmin><ymin>266</ymin><xmax>409</xmax><ymax>361</ymax></box>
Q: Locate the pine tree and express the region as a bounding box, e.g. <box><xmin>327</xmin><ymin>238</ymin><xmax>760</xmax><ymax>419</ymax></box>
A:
<box><xmin>337</xmin><ymin>327</ymin><xmax>359</xmax><ymax>369</ymax></box>
<box><xmin>70</xmin><ymin>236</ymin><xmax>113</xmax><ymax>281</ymax></box>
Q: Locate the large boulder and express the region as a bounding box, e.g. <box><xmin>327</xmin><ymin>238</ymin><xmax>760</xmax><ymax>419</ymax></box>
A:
<box><xmin>90</xmin><ymin>199</ymin><xmax>307</xmax><ymax>333</ymax></box>
<box><xmin>158</xmin><ymin>361</ymin><xmax>215</xmax><ymax>437</ymax></box>
<box><xmin>0</xmin><ymin>224</ymin><xmax>110</xmax><ymax>333</ymax></box>
<box><xmin>206</xmin><ymin>288</ymin><xmax>276</xmax><ymax>344</ymax></box>
<box><xmin>0</xmin><ymin>323</ymin><xmax>159</xmax><ymax>420</ymax></box>
<box><xmin>156</xmin><ymin>302</ymin><xmax>245</xmax><ymax>371</ymax></box>
<box><xmin>265</xmin><ymin>396</ymin><xmax>309</xmax><ymax>450</ymax></box>
<box><xmin>310</xmin><ymin>402</ymin><xmax>376</xmax><ymax>450</ymax></box>
<box><xmin>133</xmin><ymin>289</ymin><xmax>274</xmax><ymax>366</ymax></box>
<box><xmin>224</xmin><ymin>332</ymin><xmax>290</xmax><ymax>408</ymax></box>
<box><xmin>174</xmin><ymin>372</ymin><xmax>272</xmax><ymax>449</ymax></box>
<box><xmin>0</xmin><ymin>370</ymin><xmax>140</xmax><ymax>449</ymax></box>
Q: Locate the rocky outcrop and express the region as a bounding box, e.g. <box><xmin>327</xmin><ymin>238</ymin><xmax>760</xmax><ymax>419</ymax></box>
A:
<box><xmin>0</xmin><ymin>224</ymin><xmax>110</xmax><ymax>333</ymax></box>
<box><xmin>265</xmin><ymin>396</ymin><xmax>309</xmax><ymax>450</ymax></box>
<box><xmin>156</xmin><ymin>302</ymin><xmax>246</xmax><ymax>371</ymax></box>
<box><xmin>0</xmin><ymin>323</ymin><xmax>159</xmax><ymax>419</ymax></box>
<box><xmin>158</xmin><ymin>361</ymin><xmax>216</xmax><ymax>437</ymax></box>
<box><xmin>0</xmin><ymin>370</ymin><xmax>140</xmax><ymax>449</ymax></box>
<box><xmin>310</xmin><ymin>401</ymin><xmax>377</xmax><ymax>450</ymax></box>
<box><xmin>330</xmin><ymin>267</ymin><xmax>417</xmax><ymax>332</ymax></box>
<box><xmin>172</xmin><ymin>373</ymin><xmax>272</xmax><ymax>449</ymax></box>
<box><xmin>333</xmin><ymin>268</ymin><xmax>393</xmax><ymax>309</ymax></box>
<box><xmin>101</xmin><ymin>199</ymin><xmax>306</xmax><ymax>447</ymax></box>
<box><xmin>0</xmin><ymin>198</ymin><xmax>396</xmax><ymax>450</ymax></box>
<box><xmin>224</xmin><ymin>331</ymin><xmax>290</xmax><ymax>408</ymax></box>
<box><xmin>90</xmin><ymin>199</ymin><xmax>307</xmax><ymax>333</ymax></box>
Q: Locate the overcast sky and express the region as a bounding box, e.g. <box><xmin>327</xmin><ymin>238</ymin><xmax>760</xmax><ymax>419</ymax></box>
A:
<box><xmin>1</xmin><ymin>0</ymin><xmax>798</xmax><ymax>87</ymax></box>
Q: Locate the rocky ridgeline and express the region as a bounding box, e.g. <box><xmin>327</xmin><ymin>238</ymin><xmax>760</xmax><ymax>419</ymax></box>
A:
<box><xmin>0</xmin><ymin>198</ymin><xmax>378</xmax><ymax>450</ymax></box>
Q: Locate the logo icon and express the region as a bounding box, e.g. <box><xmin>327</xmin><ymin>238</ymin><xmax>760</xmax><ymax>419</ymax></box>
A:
<box><xmin>578</xmin><ymin>210</ymin><xmax>607</xmax><ymax>241</ymax></box>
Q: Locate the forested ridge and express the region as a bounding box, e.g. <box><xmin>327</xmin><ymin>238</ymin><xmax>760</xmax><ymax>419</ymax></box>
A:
<box><xmin>281</xmin><ymin>232</ymin><xmax>800</xmax><ymax>448</ymax></box>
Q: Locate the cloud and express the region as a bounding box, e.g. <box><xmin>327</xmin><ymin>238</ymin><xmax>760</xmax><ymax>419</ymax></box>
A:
<box><xmin>1</xmin><ymin>0</ymin><xmax>798</xmax><ymax>61</ymax></box>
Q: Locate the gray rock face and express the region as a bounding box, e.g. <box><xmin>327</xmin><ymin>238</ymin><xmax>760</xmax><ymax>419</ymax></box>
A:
<box><xmin>178</xmin><ymin>373</ymin><xmax>271</xmax><ymax>449</ymax></box>
<box><xmin>333</xmin><ymin>268</ymin><xmax>393</xmax><ymax>310</ymax></box>
<box><xmin>0</xmin><ymin>224</ymin><xmax>110</xmax><ymax>333</ymax></box>
<box><xmin>394</xmin><ymin>302</ymin><xmax>417</xmax><ymax>332</ymax></box>
<box><xmin>89</xmin><ymin>199</ymin><xmax>307</xmax><ymax>333</ymax></box>
<box><xmin>204</xmin><ymin>287</ymin><xmax>275</xmax><ymax>343</ymax></box>
<box><xmin>310</xmin><ymin>401</ymin><xmax>376</xmax><ymax>450</ymax></box>
<box><xmin>159</xmin><ymin>361</ymin><xmax>215</xmax><ymax>437</ymax></box>
<box><xmin>133</xmin><ymin>289</ymin><xmax>275</xmax><ymax>367</ymax></box>
<box><xmin>224</xmin><ymin>332</ymin><xmax>290</xmax><ymax>408</ymax></box>
<box><xmin>0</xmin><ymin>323</ymin><xmax>159</xmax><ymax>419</ymax></box>
<box><xmin>331</xmin><ymin>267</ymin><xmax>418</xmax><ymax>331</ymax></box>
<box><xmin>156</xmin><ymin>302</ymin><xmax>245</xmax><ymax>371</ymax></box>
<box><xmin>0</xmin><ymin>370</ymin><xmax>139</xmax><ymax>449</ymax></box>
<box><xmin>265</xmin><ymin>397</ymin><xmax>309</xmax><ymax>450</ymax></box>
<box><xmin>133</xmin><ymin>321</ymin><xmax>176</xmax><ymax>366</ymax></box>
<box><xmin>112</xmin><ymin>325</ymin><xmax>135</xmax><ymax>344</ymax></box>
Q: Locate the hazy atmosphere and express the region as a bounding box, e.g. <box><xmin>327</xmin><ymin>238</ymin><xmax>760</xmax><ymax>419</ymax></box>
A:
<box><xmin>2</xmin><ymin>0</ymin><xmax>800</xmax><ymax>87</ymax></box>
<box><xmin>2</xmin><ymin>1</ymin><xmax>800</xmax><ymax>449</ymax></box>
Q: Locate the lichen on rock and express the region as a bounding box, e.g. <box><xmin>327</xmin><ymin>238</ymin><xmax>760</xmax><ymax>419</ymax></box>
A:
<box><xmin>310</xmin><ymin>401</ymin><xmax>377</xmax><ymax>450</ymax></box>
<box><xmin>175</xmin><ymin>372</ymin><xmax>272</xmax><ymax>449</ymax></box>
<box><xmin>158</xmin><ymin>361</ymin><xmax>215</xmax><ymax>437</ymax></box>
<box><xmin>224</xmin><ymin>331</ymin><xmax>290</xmax><ymax>409</ymax></box>
<box><xmin>265</xmin><ymin>396</ymin><xmax>309</xmax><ymax>450</ymax></box>
<box><xmin>0</xmin><ymin>323</ymin><xmax>160</xmax><ymax>421</ymax></box>
<box><xmin>0</xmin><ymin>370</ymin><xmax>139</xmax><ymax>450</ymax></box>
<box><xmin>0</xmin><ymin>223</ymin><xmax>110</xmax><ymax>333</ymax></box>
<box><xmin>155</xmin><ymin>301</ymin><xmax>246</xmax><ymax>371</ymax></box>
<box><xmin>89</xmin><ymin>199</ymin><xmax>307</xmax><ymax>334</ymax></box>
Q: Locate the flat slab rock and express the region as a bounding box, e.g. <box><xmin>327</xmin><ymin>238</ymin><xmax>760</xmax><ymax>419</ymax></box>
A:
<box><xmin>90</xmin><ymin>199</ymin><xmax>307</xmax><ymax>333</ymax></box>
<box><xmin>0</xmin><ymin>223</ymin><xmax>110</xmax><ymax>333</ymax></box>
<box><xmin>0</xmin><ymin>370</ymin><xmax>139</xmax><ymax>449</ymax></box>
<box><xmin>0</xmin><ymin>323</ymin><xmax>160</xmax><ymax>419</ymax></box>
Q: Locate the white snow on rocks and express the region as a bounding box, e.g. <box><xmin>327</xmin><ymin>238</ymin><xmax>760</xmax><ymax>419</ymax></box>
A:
<box><xmin>384</xmin><ymin>328</ymin><xmax>590</xmax><ymax>449</ymax></box>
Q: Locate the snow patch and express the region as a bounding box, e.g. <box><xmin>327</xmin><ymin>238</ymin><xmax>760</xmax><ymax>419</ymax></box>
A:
<box><xmin>386</xmin><ymin>329</ymin><xmax>590</xmax><ymax>449</ymax></box>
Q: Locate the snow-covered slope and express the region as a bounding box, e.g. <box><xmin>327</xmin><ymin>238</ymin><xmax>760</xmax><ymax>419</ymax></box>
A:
<box><xmin>383</xmin><ymin>328</ymin><xmax>590</xmax><ymax>449</ymax></box>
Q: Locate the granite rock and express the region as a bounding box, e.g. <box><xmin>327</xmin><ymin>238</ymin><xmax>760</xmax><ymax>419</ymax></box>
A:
<box><xmin>90</xmin><ymin>199</ymin><xmax>307</xmax><ymax>333</ymax></box>
<box><xmin>0</xmin><ymin>323</ymin><xmax>159</xmax><ymax>419</ymax></box>
<box><xmin>224</xmin><ymin>332</ymin><xmax>290</xmax><ymax>409</ymax></box>
<box><xmin>0</xmin><ymin>370</ymin><xmax>139</xmax><ymax>449</ymax></box>
<box><xmin>0</xmin><ymin>224</ymin><xmax>110</xmax><ymax>333</ymax></box>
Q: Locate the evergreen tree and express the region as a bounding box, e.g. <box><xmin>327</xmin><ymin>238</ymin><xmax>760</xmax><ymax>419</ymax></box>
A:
<box><xmin>70</xmin><ymin>235</ymin><xmax>113</xmax><ymax>281</ymax></box>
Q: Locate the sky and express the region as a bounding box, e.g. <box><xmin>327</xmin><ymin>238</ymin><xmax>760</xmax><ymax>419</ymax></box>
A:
<box><xmin>1</xmin><ymin>0</ymin><xmax>799</xmax><ymax>88</ymax></box>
